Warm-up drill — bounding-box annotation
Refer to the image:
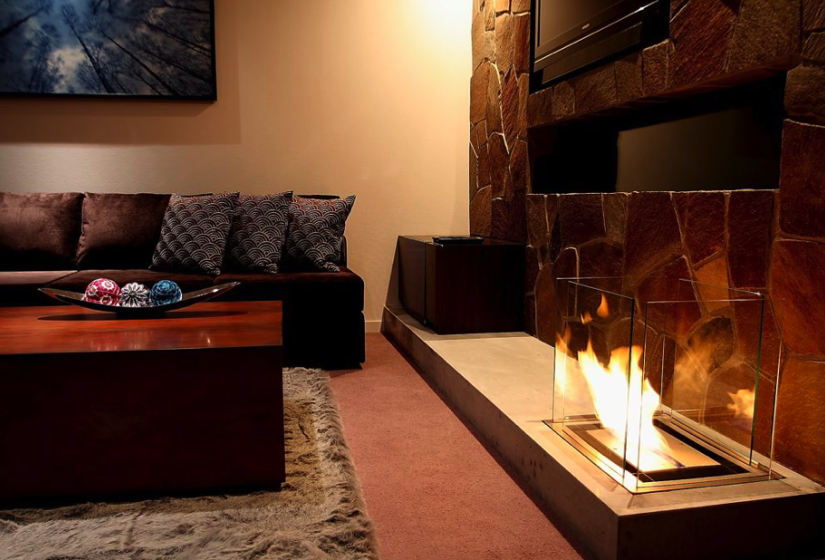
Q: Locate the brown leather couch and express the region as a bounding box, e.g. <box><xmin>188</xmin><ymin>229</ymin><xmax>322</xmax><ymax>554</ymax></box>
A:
<box><xmin>0</xmin><ymin>192</ymin><xmax>365</xmax><ymax>369</ymax></box>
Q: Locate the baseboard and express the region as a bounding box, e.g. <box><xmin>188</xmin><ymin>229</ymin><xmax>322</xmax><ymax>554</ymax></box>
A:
<box><xmin>365</xmin><ymin>319</ymin><xmax>382</xmax><ymax>333</ymax></box>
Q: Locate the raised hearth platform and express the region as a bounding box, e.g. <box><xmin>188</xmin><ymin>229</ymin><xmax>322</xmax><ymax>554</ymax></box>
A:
<box><xmin>382</xmin><ymin>306</ymin><xmax>825</xmax><ymax>560</ymax></box>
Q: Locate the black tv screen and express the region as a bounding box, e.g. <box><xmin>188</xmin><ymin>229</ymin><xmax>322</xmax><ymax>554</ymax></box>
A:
<box><xmin>533</xmin><ymin>0</ymin><xmax>668</xmax><ymax>88</ymax></box>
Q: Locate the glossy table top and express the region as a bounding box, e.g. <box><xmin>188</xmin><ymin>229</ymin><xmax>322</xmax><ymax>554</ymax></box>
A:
<box><xmin>0</xmin><ymin>301</ymin><xmax>282</xmax><ymax>356</ymax></box>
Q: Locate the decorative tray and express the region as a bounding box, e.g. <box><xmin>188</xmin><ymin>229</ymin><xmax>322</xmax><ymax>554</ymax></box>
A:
<box><xmin>39</xmin><ymin>282</ymin><xmax>240</xmax><ymax>318</ymax></box>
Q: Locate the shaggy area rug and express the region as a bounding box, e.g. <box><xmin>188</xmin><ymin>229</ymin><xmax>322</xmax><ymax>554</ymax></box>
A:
<box><xmin>0</xmin><ymin>368</ymin><xmax>379</xmax><ymax>560</ymax></box>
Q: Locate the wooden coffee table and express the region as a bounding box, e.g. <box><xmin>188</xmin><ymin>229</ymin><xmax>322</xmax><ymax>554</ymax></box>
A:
<box><xmin>0</xmin><ymin>301</ymin><xmax>284</xmax><ymax>504</ymax></box>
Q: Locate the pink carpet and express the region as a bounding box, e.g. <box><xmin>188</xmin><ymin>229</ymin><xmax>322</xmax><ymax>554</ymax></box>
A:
<box><xmin>329</xmin><ymin>333</ymin><xmax>586</xmax><ymax>560</ymax></box>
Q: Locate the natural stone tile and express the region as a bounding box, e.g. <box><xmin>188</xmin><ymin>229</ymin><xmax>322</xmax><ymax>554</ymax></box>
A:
<box><xmin>489</xmin><ymin>133</ymin><xmax>511</xmax><ymax>198</ymax></box>
<box><xmin>705</xmin><ymin>361</ymin><xmax>766</xmax><ymax>449</ymax></box>
<box><xmin>485</xmin><ymin>0</ymin><xmax>496</xmax><ymax>30</ymax></box>
<box><xmin>603</xmin><ymin>192</ymin><xmax>628</xmax><ymax>245</ymax></box>
<box><xmin>470</xmin><ymin>64</ymin><xmax>490</xmax><ymax>123</ymax></box>
<box><xmin>537</xmin><ymin>247</ymin><xmax>579</xmax><ymax>345</ymax></box>
<box><xmin>527</xmin><ymin>194</ymin><xmax>549</xmax><ymax>247</ymax></box>
<box><xmin>478</xmin><ymin>120</ymin><xmax>488</xmax><ymax>145</ymax></box>
<box><xmin>558</xmin><ymin>194</ymin><xmax>606</xmax><ymax>246</ymax></box>
<box><xmin>775</xmin><ymin>357</ymin><xmax>825</xmax><ymax>485</ymax></box>
<box><xmin>470</xmin><ymin>186</ymin><xmax>492</xmax><ymax>237</ymax></box>
<box><xmin>545</xmin><ymin>195</ymin><xmax>561</xmax><ymax>263</ymax></box>
<box><xmin>513</xmin><ymin>15</ymin><xmax>531</xmax><ymax>74</ymax></box>
<box><xmin>502</xmin><ymin>70</ymin><xmax>520</xmax><ymax>151</ymax></box>
<box><xmin>507</xmin><ymin>192</ymin><xmax>527</xmax><ymax>242</ymax></box>
<box><xmin>472</xmin><ymin>10</ymin><xmax>495</xmax><ymax>71</ymax></box>
<box><xmin>770</xmin><ymin>239</ymin><xmax>825</xmax><ymax>357</ymax></box>
<box><xmin>478</xmin><ymin>142</ymin><xmax>491</xmax><ymax>187</ymax></box>
<box><xmin>487</xmin><ymin>64</ymin><xmax>503</xmax><ymax>132</ymax></box>
<box><xmin>803</xmin><ymin>0</ymin><xmax>825</xmax><ymax>31</ymax></box>
<box><xmin>734</xmin><ymin>297</ymin><xmax>782</xmax><ymax>379</ymax></box>
<box><xmin>553</xmin><ymin>82</ymin><xmax>576</xmax><ymax>120</ymax></box>
<box><xmin>470</xmin><ymin>123</ymin><xmax>480</xmax><ymax>154</ymax></box>
<box><xmin>643</xmin><ymin>40</ymin><xmax>672</xmax><ymax>96</ymax></box>
<box><xmin>512</xmin><ymin>0</ymin><xmax>531</xmax><ymax>13</ymax></box>
<box><xmin>527</xmin><ymin>86</ymin><xmax>554</xmax><ymax>128</ymax></box>
<box><xmin>669</xmin><ymin>0</ymin><xmax>738</xmax><ymax>88</ymax></box>
<box><xmin>671</xmin><ymin>0</ymin><xmax>690</xmax><ymax>17</ymax></box>
<box><xmin>517</xmin><ymin>74</ymin><xmax>530</xmax><ymax>138</ymax></box>
<box><xmin>494</xmin><ymin>0</ymin><xmax>510</xmax><ymax>13</ymax></box>
<box><xmin>672</xmin><ymin>191</ymin><xmax>726</xmax><ymax>265</ymax></box>
<box><xmin>688</xmin><ymin>316</ymin><xmax>736</xmax><ymax>373</ymax></box>
<box><xmin>636</xmin><ymin>257</ymin><xmax>701</xmax><ymax>338</ymax></box>
<box><xmin>728</xmin><ymin>190</ymin><xmax>774</xmax><ymax>289</ymax></box>
<box><xmin>615</xmin><ymin>54</ymin><xmax>643</xmax><ymax>105</ymax></box>
<box><xmin>573</xmin><ymin>65</ymin><xmax>617</xmax><ymax>115</ymax></box>
<box><xmin>491</xmin><ymin>197</ymin><xmax>509</xmax><ymax>239</ymax></box>
<box><xmin>803</xmin><ymin>32</ymin><xmax>825</xmax><ymax>62</ymax></box>
<box><xmin>785</xmin><ymin>66</ymin><xmax>825</xmax><ymax>126</ymax></box>
<box><xmin>728</xmin><ymin>0</ymin><xmax>801</xmax><ymax>72</ymax></box>
<box><xmin>469</xmin><ymin>144</ymin><xmax>478</xmax><ymax>199</ymax></box>
<box><xmin>510</xmin><ymin>140</ymin><xmax>528</xmax><ymax>192</ymax></box>
<box><xmin>579</xmin><ymin>241</ymin><xmax>624</xmax><ymax>278</ymax></box>
<box><xmin>495</xmin><ymin>14</ymin><xmax>515</xmax><ymax>72</ymax></box>
<box><xmin>526</xmin><ymin>245</ymin><xmax>540</xmax><ymax>297</ymax></box>
<box><xmin>624</xmin><ymin>192</ymin><xmax>683</xmax><ymax>283</ymax></box>
<box><xmin>780</xmin><ymin>121</ymin><xmax>825</xmax><ymax>238</ymax></box>
<box><xmin>694</xmin><ymin>257</ymin><xmax>730</xmax><ymax>313</ymax></box>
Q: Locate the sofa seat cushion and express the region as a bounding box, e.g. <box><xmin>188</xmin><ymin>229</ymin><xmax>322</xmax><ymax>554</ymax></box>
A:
<box><xmin>77</xmin><ymin>193</ymin><xmax>171</xmax><ymax>269</ymax></box>
<box><xmin>0</xmin><ymin>271</ymin><xmax>77</xmax><ymax>306</ymax></box>
<box><xmin>49</xmin><ymin>270</ymin><xmax>214</xmax><ymax>293</ymax></box>
<box><xmin>0</xmin><ymin>193</ymin><xmax>84</xmax><ymax>271</ymax></box>
<box><xmin>217</xmin><ymin>267</ymin><xmax>364</xmax><ymax>309</ymax></box>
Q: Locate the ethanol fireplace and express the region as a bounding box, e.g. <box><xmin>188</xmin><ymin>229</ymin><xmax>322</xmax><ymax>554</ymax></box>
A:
<box><xmin>549</xmin><ymin>276</ymin><xmax>779</xmax><ymax>493</ymax></box>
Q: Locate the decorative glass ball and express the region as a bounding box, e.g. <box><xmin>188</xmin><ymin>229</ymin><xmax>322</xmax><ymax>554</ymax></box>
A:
<box><xmin>151</xmin><ymin>280</ymin><xmax>183</xmax><ymax>306</ymax></box>
<box><xmin>84</xmin><ymin>278</ymin><xmax>121</xmax><ymax>306</ymax></box>
<box><xmin>119</xmin><ymin>282</ymin><xmax>151</xmax><ymax>307</ymax></box>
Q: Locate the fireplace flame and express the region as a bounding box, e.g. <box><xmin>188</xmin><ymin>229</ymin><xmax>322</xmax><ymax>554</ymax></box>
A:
<box><xmin>727</xmin><ymin>389</ymin><xmax>755</xmax><ymax>420</ymax></box>
<box><xmin>557</xmin><ymin>327</ymin><xmax>676</xmax><ymax>472</ymax></box>
<box><xmin>597</xmin><ymin>294</ymin><xmax>610</xmax><ymax>318</ymax></box>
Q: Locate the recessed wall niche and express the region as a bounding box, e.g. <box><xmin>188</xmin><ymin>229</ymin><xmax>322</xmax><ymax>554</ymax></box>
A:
<box><xmin>529</xmin><ymin>75</ymin><xmax>786</xmax><ymax>194</ymax></box>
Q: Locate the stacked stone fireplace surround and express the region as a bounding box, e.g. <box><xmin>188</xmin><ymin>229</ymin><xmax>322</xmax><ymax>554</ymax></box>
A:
<box><xmin>469</xmin><ymin>0</ymin><xmax>825</xmax><ymax>487</ymax></box>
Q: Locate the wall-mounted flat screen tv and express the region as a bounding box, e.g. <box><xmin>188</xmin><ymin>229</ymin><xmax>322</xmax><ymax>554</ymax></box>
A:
<box><xmin>532</xmin><ymin>0</ymin><xmax>669</xmax><ymax>89</ymax></box>
<box><xmin>0</xmin><ymin>0</ymin><xmax>216</xmax><ymax>100</ymax></box>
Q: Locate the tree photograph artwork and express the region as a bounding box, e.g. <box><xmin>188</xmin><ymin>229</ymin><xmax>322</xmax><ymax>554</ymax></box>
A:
<box><xmin>0</xmin><ymin>0</ymin><xmax>216</xmax><ymax>98</ymax></box>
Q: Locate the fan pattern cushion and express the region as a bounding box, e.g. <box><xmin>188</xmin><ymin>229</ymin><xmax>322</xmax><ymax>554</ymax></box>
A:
<box><xmin>285</xmin><ymin>195</ymin><xmax>356</xmax><ymax>272</ymax></box>
<box><xmin>226</xmin><ymin>192</ymin><xmax>292</xmax><ymax>273</ymax></box>
<box><xmin>150</xmin><ymin>192</ymin><xmax>238</xmax><ymax>277</ymax></box>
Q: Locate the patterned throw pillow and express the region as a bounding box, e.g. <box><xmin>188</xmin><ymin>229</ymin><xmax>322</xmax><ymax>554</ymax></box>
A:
<box><xmin>285</xmin><ymin>195</ymin><xmax>356</xmax><ymax>273</ymax></box>
<box><xmin>150</xmin><ymin>192</ymin><xmax>238</xmax><ymax>277</ymax></box>
<box><xmin>226</xmin><ymin>191</ymin><xmax>292</xmax><ymax>273</ymax></box>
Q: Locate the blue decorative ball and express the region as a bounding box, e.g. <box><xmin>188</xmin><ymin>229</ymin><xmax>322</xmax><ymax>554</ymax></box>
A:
<box><xmin>151</xmin><ymin>280</ymin><xmax>183</xmax><ymax>306</ymax></box>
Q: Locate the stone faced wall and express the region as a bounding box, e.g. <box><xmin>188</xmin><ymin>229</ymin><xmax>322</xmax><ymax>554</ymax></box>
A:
<box><xmin>469</xmin><ymin>0</ymin><xmax>825</xmax><ymax>484</ymax></box>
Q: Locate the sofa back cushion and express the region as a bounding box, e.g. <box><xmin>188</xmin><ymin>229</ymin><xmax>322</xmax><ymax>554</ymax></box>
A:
<box><xmin>76</xmin><ymin>193</ymin><xmax>172</xmax><ymax>269</ymax></box>
<box><xmin>0</xmin><ymin>192</ymin><xmax>84</xmax><ymax>271</ymax></box>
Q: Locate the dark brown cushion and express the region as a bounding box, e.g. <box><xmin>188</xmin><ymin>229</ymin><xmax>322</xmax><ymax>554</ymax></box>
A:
<box><xmin>225</xmin><ymin>192</ymin><xmax>292</xmax><ymax>273</ymax></box>
<box><xmin>0</xmin><ymin>271</ymin><xmax>77</xmax><ymax>306</ymax></box>
<box><xmin>76</xmin><ymin>193</ymin><xmax>171</xmax><ymax>270</ymax></box>
<box><xmin>49</xmin><ymin>270</ymin><xmax>215</xmax><ymax>292</ymax></box>
<box><xmin>0</xmin><ymin>192</ymin><xmax>83</xmax><ymax>271</ymax></box>
<box><xmin>216</xmin><ymin>267</ymin><xmax>364</xmax><ymax>309</ymax></box>
<box><xmin>150</xmin><ymin>192</ymin><xmax>238</xmax><ymax>277</ymax></box>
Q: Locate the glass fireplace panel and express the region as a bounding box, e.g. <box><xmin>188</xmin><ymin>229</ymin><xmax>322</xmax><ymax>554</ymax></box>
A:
<box><xmin>549</xmin><ymin>276</ymin><xmax>780</xmax><ymax>493</ymax></box>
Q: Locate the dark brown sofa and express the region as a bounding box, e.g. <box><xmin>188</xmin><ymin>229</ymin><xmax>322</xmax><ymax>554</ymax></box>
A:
<box><xmin>0</xmin><ymin>192</ymin><xmax>365</xmax><ymax>369</ymax></box>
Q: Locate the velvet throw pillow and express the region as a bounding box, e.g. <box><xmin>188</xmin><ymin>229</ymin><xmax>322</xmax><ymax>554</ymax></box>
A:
<box><xmin>285</xmin><ymin>195</ymin><xmax>356</xmax><ymax>273</ymax></box>
<box><xmin>150</xmin><ymin>192</ymin><xmax>238</xmax><ymax>277</ymax></box>
<box><xmin>76</xmin><ymin>193</ymin><xmax>172</xmax><ymax>269</ymax></box>
<box><xmin>225</xmin><ymin>191</ymin><xmax>292</xmax><ymax>273</ymax></box>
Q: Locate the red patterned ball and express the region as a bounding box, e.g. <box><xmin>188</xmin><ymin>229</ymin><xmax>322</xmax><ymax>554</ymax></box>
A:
<box><xmin>84</xmin><ymin>278</ymin><xmax>121</xmax><ymax>306</ymax></box>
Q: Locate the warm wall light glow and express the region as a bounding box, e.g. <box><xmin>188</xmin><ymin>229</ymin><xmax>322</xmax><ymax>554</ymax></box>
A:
<box><xmin>406</xmin><ymin>0</ymin><xmax>472</xmax><ymax>48</ymax></box>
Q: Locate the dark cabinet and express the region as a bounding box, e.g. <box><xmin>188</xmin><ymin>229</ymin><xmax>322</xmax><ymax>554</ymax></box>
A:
<box><xmin>398</xmin><ymin>236</ymin><xmax>524</xmax><ymax>334</ymax></box>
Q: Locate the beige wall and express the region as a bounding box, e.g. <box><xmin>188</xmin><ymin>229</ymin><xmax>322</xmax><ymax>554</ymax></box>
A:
<box><xmin>0</xmin><ymin>0</ymin><xmax>472</xmax><ymax>329</ymax></box>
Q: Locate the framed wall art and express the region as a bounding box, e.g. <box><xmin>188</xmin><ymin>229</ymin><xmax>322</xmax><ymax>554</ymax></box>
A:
<box><xmin>0</xmin><ymin>0</ymin><xmax>216</xmax><ymax>100</ymax></box>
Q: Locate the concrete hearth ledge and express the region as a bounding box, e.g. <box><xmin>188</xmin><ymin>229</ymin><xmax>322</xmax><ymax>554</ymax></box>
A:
<box><xmin>382</xmin><ymin>306</ymin><xmax>825</xmax><ymax>560</ymax></box>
